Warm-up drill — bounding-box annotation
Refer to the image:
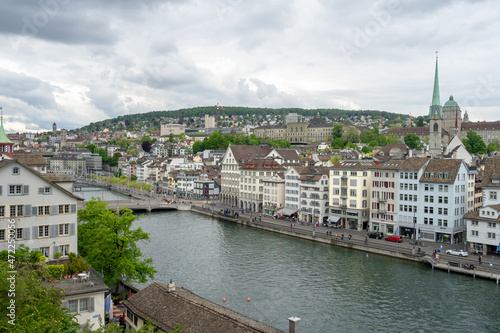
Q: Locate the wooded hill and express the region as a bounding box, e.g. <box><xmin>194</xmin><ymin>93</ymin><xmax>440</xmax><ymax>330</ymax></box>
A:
<box><xmin>79</xmin><ymin>106</ymin><xmax>407</xmax><ymax>133</ymax></box>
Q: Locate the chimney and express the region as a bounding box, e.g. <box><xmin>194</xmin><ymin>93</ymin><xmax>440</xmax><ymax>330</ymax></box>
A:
<box><xmin>166</xmin><ymin>279</ymin><xmax>176</xmax><ymax>292</ymax></box>
<box><xmin>288</xmin><ymin>316</ymin><xmax>300</xmax><ymax>333</ymax></box>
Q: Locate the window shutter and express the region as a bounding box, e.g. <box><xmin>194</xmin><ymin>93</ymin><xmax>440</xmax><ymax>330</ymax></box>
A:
<box><xmin>62</xmin><ymin>301</ymin><xmax>68</xmax><ymax>309</ymax></box>
<box><xmin>23</xmin><ymin>228</ymin><xmax>30</xmax><ymax>240</ymax></box>
<box><xmin>53</xmin><ymin>244</ymin><xmax>59</xmax><ymax>254</ymax></box>
<box><xmin>0</xmin><ymin>185</ymin><xmax>2</xmax><ymax>195</ymax></box>
<box><xmin>70</xmin><ymin>223</ymin><xmax>76</xmax><ymax>236</ymax></box>
<box><xmin>39</xmin><ymin>187</ymin><xmax>44</xmax><ymax>194</ymax></box>
<box><xmin>32</xmin><ymin>226</ymin><xmax>38</xmax><ymax>239</ymax></box>
<box><xmin>24</xmin><ymin>205</ymin><xmax>32</xmax><ymax>217</ymax></box>
<box><xmin>32</xmin><ymin>206</ymin><xmax>38</xmax><ymax>216</ymax></box>
<box><xmin>32</xmin><ymin>247</ymin><xmax>39</xmax><ymax>253</ymax></box>
<box><xmin>89</xmin><ymin>297</ymin><xmax>95</xmax><ymax>313</ymax></box>
<box><xmin>71</xmin><ymin>204</ymin><xmax>77</xmax><ymax>214</ymax></box>
<box><xmin>23</xmin><ymin>185</ymin><xmax>29</xmax><ymax>195</ymax></box>
<box><xmin>51</xmin><ymin>205</ymin><xmax>58</xmax><ymax>215</ymax></box>
<box><xmin>51</xmin><ymin>224</ymin><xmax>58</xmax><ymax>237</ymax></box>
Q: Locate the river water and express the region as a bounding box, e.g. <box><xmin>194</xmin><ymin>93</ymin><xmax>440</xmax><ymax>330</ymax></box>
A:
<box><xmin>79</xmin><ymin>190</ymin><xmax>500</xmax><ymax>332</ymax></box>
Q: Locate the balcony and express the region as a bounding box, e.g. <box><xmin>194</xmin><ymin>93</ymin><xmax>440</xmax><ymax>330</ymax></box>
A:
<box><xmin>341</xmin><ymin>193</ymin><xmax>348</xmax><ymax>199</ymax></box>
<box><xmin>378</xmin><ymin>196</ymin><xmax>387</xmax><ymax>202</ymax></box>
<box><xmin>340</xmin><ymin>204</ymin><xmax>347</xmax><ymax>209</ymax></box>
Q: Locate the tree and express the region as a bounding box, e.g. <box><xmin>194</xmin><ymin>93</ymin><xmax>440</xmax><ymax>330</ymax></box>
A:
<box><xmin>463</xmin><ymin>130</ymin><xmax>486</xmax><ymax>154</ymax></box>
<box><xmin>342</xmin><ymin>126</ymin><xmax>360</xmax><ymax>144</ymax></box>
<box><xmin>416</xmin><ymin>116</ymin><xmax>425</xmax><ymax>127</ymax></box>
<box><xmin>487</xmin><ymin>142</ymin><xmax>499</xmax><ymax>154</ymax></box>
<box><xmin>168</xmin><ymin>133</ymin><xmax>175</xmax><ymax>142</ymax></box>
<box><xmin>0</xmin><ymin>259</ymin><xmax>79</xmax><ymax>332</ymax></box>
<box><xmin>116</xmin><ymin>138</ymin><xmax>131</xmax><ymax>149</ymax></box>
<box><xmin>404</xmin><ymin>133</ymin><xmax>424</xmax><ymax>150</ymax></box>
<box><xmin>78</xmin><ymin>199</ymin><xmax>156</xmax><ymax>288</ymax></box>
<box><xmin>331</xmin><ymin>138</ymin><xmax>344</xmax><ymax>149</ymax></box>
<box><xmin>330</xmin><ymin>153</ymin><xmax>341</xmax><ymax>164</ymax></box>
<box><xmin>332</xmin><ymin>123</ymin><xmax>343</xmax><ymax>140</ymax></box>
<box><xmin>361</xmin><ymin>145</ymin><xmax>372</xmax><ymax>153</ymax></box>
<box><xmin>141</xmin><ymin>141</ymin><xmax>152</xmax><ymax>153</ymax></box>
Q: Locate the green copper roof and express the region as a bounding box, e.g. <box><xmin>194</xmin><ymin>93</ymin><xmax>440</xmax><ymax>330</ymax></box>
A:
<box><xmin>428</xmin><ymin>56</ymin><xmax>442</xmax><ymax>117</ymax></box>
<box><xmin>443</xmin><ymin>95</ymin><xmax>459</xmax><ymax>108</ymax></box>
<box><xmin>0</xmin><ymin>117</ymin><xmax>13</xmax><ymax>144</ymax></box>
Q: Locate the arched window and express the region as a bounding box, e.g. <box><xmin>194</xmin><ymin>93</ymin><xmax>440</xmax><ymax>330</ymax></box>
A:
<box><xmin>433</xmin><ymin>123</ymin><xmax>438</xmax><ymax>132</ymax></box>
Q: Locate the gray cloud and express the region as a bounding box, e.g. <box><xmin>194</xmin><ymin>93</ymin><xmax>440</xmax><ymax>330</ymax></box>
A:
<box><xmin>1</xmin><ymin>0</ymin><xmax>500</xmax><ymax>132</ymax></box>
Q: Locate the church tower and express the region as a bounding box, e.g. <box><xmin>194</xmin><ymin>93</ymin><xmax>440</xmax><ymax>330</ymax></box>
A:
<box><xmin>0</xmin><ymin>108</ymin><xmax>14</xmax><ymax>158</ymax></box>
<box><xmin>428</xmin><ymin>54</ymin><xmax>443</xmax><ymax>157</ymax></box>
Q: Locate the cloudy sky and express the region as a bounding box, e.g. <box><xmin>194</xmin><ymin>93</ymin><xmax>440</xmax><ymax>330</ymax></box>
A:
<box><xmin>1</xmin><ymin>0</ymin><xmax>500</xmax><ymax>132</ymax></box>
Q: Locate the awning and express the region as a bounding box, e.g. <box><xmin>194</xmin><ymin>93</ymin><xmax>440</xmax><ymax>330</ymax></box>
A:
<box><xmin>327</xmin><ymin>215</ymin><xmax>341</xmax><ymax>223</ymax></box>
<box><xmin>278</xmin><ymin>207</ymin><xmax>299</xmax><ymax>216</ymax></box>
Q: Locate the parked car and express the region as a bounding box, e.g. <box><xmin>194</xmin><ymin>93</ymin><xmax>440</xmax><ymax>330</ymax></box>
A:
<box><xmin>368</xmin><ymin>232</ymin><xmax>383</xmax><ymax>239</ymax></box>
<box><xmin>445</xmin><ymin>249</ymin><xmax>468</xmax><ymax>257</ymax></box>
<box><xmin>385</xmin><ymin>235</ymin><xmax>403</xmax><ymax>243</ymax></box>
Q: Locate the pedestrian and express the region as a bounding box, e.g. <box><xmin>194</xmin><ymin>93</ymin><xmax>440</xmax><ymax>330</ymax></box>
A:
<box><xmin>348</xmin><ymin>234</ymin><xmax>351</xmax><ymax>241</ymax></box>
<box><xmin>291</xmin><ymin>223</ymin><xmax>293</xmax><ymax>228</ymax></box>
<box><xmin>490</xmin><ymin>261</ymin><xmax>493</xmax><ymax>267</ymax></box>
<box><xmin>418</xmin><ymin>247</ymin><xmax>421</xmax><ymax>254</ymax></box>
<box><xmin>341</xmin><ymin>234</ymin><xmax>344</xmax><ymax>240</ymax></box>
<box><xmin>478</xmin><ymin>255</ymin><xmax>482</xmax><ymax>264</ymax></box>
<box><xmin>335</xmin><ymin>233</ymin><xmax>338</xmax><ymax>239</ymax></box>
<box><xmin>326</xmin><ymin>231</ymin><xmax>329</xmax><ymax>236</ymax></box>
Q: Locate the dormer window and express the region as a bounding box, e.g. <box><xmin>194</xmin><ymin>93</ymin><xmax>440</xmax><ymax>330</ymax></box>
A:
<box><xmin>492</xmin><ymin>179</ymin><xmax>500</xmax><ymax>184</ymax></box>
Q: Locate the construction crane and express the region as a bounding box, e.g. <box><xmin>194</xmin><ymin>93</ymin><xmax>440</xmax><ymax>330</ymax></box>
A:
<box><xmin>215</xmin><ymin>103</ymin><xmax>224</xmax><ymax>129</ymax></box>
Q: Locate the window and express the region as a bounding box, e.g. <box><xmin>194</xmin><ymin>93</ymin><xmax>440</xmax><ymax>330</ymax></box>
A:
<box><xmin>80</xmin><ymin>298</ymin><xmax>89</xmax><ymax>312</ymax></box>
<box><xmin>58</xmin><ymin>204</ymin><xmax>70</xmax><ymax>214</ymax></box>
<box><xmin>471</xmin><ymin>230</ymin><xmax>478</xmax><ymax>236</ymax></box>
<box><xmin>488</xmin><ymin>233</ymin><xmax>496</xmax><ymax>239</ymax></box>
<box><xmin>38</xmin><ymin>206</ymin><xmax>51</xmax><ymax>215</ymax></box>
<box><xmin>10</xmin><ymin>205</ymin><xmax>23</xmax><ymax>217</ymax></box>
<box><xmin>488</xmin><ymin>222</ymin><xmax>497</xmax><ymax>228</ymax></box>
<box><xmin>59</xmin><ymin>224</ymin><xmax>69</xmax><ymax>236</ymax></box>
<box><xmin>9</xmin><ymin>185</ymin><xmax>22</xmax><ymax>195</ymax></box>
<box><xmin>68</xmin><ymin>300</ymin><xmax>78</xmax><ymax>313</ymax></box>
<box><xmin>60</xmin><ymin>244</ymin><xmax>70</xmax><ymax>257</ymax></box>
<box><xmin>490</xmin><ymin>192</ymin><xmax>497</xmax><ymax>200</ymax></box>
<box><xmin>12</xmin><ymin>167</ymin><xmax>20</xmax><ymax>175</ymax></box>
<box><xmin>16</xmin><ymin>228</ymin><xmax>23</xmax><ymax>239</ymax></box>
<box><xmin>39</xmin><ymin>225</ymin><xmax>49</xmax><ymax>238</ymax></box>
<box><xmin>0</xmin><ymin>206</ymin><xmax>4</xmax><ymax>217</ymax></box>
<box><xmin>40</xmin><ymin>247</ymin><xmax>49</xmax><ymax>258</ymax></box>
<box><xmin>39</xmin><ymin>186</ymin><xmax>52</xmax><ymax>195</ymax></box>
<box><xmin>0</xmin><ymin>229</ymin><xmax>4</xmax><ymax>241</ymax></box>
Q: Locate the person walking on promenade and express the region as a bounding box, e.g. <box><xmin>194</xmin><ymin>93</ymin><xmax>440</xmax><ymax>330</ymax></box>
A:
<box><xmin>335</xmin><ymin>233</ymin><xmax>338</xmax><ymax>239</ymax></box>
<box><xmin>348</xmin><ymin>234</ymin><xmax>352</xmax><ymax>241</ymax></box>
<box><xmin>341</xmin><ymin>234</ymin><xmax>344</xmax><ymax>240</ymax></box>
<box><xmin>478</xmin><ymin>255</ymin><xmax>482</xmax><ymax>264</ymax></box>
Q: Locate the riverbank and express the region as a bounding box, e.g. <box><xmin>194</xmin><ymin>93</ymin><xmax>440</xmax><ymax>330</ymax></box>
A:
<box><xmin>191</xmin><ymin>205</ymin><xmax>500</xmax><ymax>283</ymax></box>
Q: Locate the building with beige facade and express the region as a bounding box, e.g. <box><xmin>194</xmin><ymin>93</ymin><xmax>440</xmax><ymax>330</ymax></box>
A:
<box><xmin>329</xmin><ymin>161</ymin><xmax>375</xmax><ymax>230</ymax></box>
<box><xmin>160</xmin><ymin>123</ymin><xmax>186</xmax><ymax>137</ymax></box>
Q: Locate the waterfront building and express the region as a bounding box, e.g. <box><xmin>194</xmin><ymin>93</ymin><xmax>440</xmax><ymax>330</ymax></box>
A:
<box><xmin>0</xmin><ymin>159</ymin><xmax>82</xmax><ymax>260</ymax></box>
<box><xmin>369</xmin><ymin>160</ymin><xmax>406</xmax><ymax>235</ymax></box>
<box><xmin>176</xmin><ymin>169</ymin><xmax>201</xmax><ymax>198</ymax></box>
<box><xmin>220</xmin><ymin>145</ymin><xmax>270</xmax><ymax>207</ymax></box>
<box><xmin>417</xmin><ymin>159</ymin><xmax>469</xmax><ymax>243</ymax></box>
<box><xmin>239</xmin><ymin>158</ymin><xmax>285</xmax><ymax>212</ymax></box>
<box><xmin>465</xmin><ymin>158</ymin><xmax>500</xmax><ymax>254</ymax></box>
<box><xmin>296</xmin><ymin>166</ymin><xmax>330</xmax><ymax>224</ymax></box>
<box><xmin>48</xmin><ymin>156</ymin><xmax>87</xmax><ymax>176</ymax></box>
<box><xmin>283</xmin><ymin>167</ymin><xmax>301</xmax><ymax>216</ymax></box>
<box><xmin>329</xmin><ymin>161</ymin><xmax>375</xmax><ymax>230</ymax></box>
<box><xmin>396</xmin><ymin>158</ymin><xmax>430</xmax><ymax>237</ymax></box>
<box><xmin>262</xmin><ymin>173</ymin><xmax>285</xmax><ymax>216</ymax></box>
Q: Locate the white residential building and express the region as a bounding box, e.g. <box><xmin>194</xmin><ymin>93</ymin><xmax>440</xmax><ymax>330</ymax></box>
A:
<box><xmin>0</xmin><ymin>159</ymin><xmax>83</xmax><ymax>260</ymax></box>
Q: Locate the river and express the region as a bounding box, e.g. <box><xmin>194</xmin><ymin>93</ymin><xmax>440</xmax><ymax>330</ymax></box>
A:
<box><xmin>78</xmin><ymin>190</ymin><xmax>500</xmax><ymax>332</ymax></box>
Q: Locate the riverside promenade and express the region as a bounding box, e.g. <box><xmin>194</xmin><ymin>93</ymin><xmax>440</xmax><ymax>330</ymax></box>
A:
<box><xmin>190</xmin><ymin>203</ymin><xmax>500</xmax><ymax>283</ymax></box>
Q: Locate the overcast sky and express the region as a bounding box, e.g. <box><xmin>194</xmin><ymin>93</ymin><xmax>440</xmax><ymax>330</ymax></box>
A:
<box><xmin>1</xmin><ymin>0</ymin><xmax>499</xmax><ymax>132</ymax></box>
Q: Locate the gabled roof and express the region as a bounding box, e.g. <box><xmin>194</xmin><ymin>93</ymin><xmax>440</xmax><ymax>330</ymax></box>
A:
<box><xmin>123</xmin><ymin>282</ymin><xmax>283</xmax><ymax>333</ymax></box>
<box><xmin>228</xmin><ymin>145</ymin><xmax>271</xmax><ymax>164</ymax></box>
<box><xmin>0</xmin><ymin>159</ymin><xmax>84</xmax><ymax>201</ymax></box>
<box><xmin>419</xmin><ymin>159</ymin><xmax>463</xmax><ymax>183</ymax></box>
<box><xmin>481</xmin><ymin>158</ymin><xmax>500</xmax><ymax>188</ymax></box>
<box><xmin>399</xmin><ymin>157</ymin><xmax>430</xmax><ymax>171</ymax></box>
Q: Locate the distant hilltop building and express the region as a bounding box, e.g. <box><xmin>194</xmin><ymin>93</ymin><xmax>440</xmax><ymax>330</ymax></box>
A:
<box><xmin>389</xmin><ymin>55</ymin><xmax>499</xmax><ymax>154</ymax></box>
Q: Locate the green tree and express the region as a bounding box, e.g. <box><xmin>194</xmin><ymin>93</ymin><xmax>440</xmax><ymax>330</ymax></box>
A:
<box><xmin>361</xmin><ymin>145</ymin><xmax>372</xmax><ymax>153</ymax></box>
<box><xmin>342</xmin><ymin>126</ymin><xmax>360</xmax><ymax>144</ymax></box>
<box><xmin>330</xmin><ymin>153</ymin><xmax>341</xmax><ymax>164</ymax></box>
<box><xmin>332</xmin><ymin>123</ymin><xmax>343</xmax><ymax>140</ymax></box>
<box><xmin>97</xmin><ymin>148</ymin><xmax>107</xmax><ymax>160</ymax></box>
<box><xmin>0</xmin><ymin>260</ymin><xmax>79</xmax><ymax>332</ymax></box>
<box><xmin>130</xmin><ymin>175</ymin><xmax>138</xmax><ymax>181</ymax></box>
<box><xmin>116</xmin><ymin>138</ymin><xmax>131</xmax><ymax>149</ymax></box>
<box><xmin>416</xmin><ymin>116</ymin><xmax>425</xmax><ymax>127</ymax></box>
<box><xmin>463</xmin><ymin>130</ymin><xmax>487</xmax><ymax>154</ymax></box>
<box><xmin>78</xmin><ymin>199</ymin><xmax>156</xmax><ymax>288</ymax></box>
<box><xmin>487</xmin><ymin>142</ymin><xmax>499</xmax><ymax>154</ymax></box>
<box><xmin>331</xmin><ymin>138</ymin><xmax>344</xmax><ymax>149</ymax></box>
<box><xmin>168</xmin><ymin>133</ymin><xmax>175</xmax><ymax>142</ymax></box>
<box><xmin>404</xmin><ymin>133</ymin><xmax>424</xmax><ymax>150</ymax></box>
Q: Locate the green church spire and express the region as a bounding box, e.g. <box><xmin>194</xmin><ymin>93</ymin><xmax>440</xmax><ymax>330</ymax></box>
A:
<box><xmin>0</xmin><ymin>107</ymin><xmax>13</xmax><ymax>144</ymax></box>
<box><xmin>429</xmin><ymin>52</ymin><xmax>442</xmax><ymax>117</ymax></box>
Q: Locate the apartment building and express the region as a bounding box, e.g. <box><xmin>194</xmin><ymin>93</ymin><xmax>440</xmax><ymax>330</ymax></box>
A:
<box><xmin>0</xmin><ymin>159</ymin><xmax>83</xmax><ymax>260</ymax></box>
<box><xmin>465</xmin><ymin>158</ymin><xmax>500</xmax><ymax>254</ymax></box>
<box><xmin>369</xmin><ymin>160</ymin><xmax>406</xmax><ymax>235</ymax></box>
<box><xmin>220</xmin><ymin>145</ymin><xmax>270</xmax><ymax>207</ymax></box>
<box><xmin>329</xmin><ymin>161</ymin><xmax>374</xmax><ymax>230</ymax></box>
<box><xmin>239</xmin><ymin>158</ymin><xmax>285</xmax><ymax>213</ymax></box>
<box><xmin>262</xmin><ymin>173</ymin><xmax>285</xmax><ymax>216</ymax></box>
<box><xmin>296</xmin><ymin>167</ymin><xmax>330</xmax><ymax>224</ymax></box>
<box><xmin>283</xmin><ymin>167</ymin><xmax>301</xmax><ymax>216</ymax></box>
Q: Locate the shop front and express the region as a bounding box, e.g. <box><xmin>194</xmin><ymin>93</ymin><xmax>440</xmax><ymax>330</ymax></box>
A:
<box><xmin>400</xmin><ymin>226</ymin><xmax>415</xmax><ymax>239</ymax></box>
<box><xmin>419</xmin><ymin>228</ymin><xmax>435</xmax><ymax>242</ymax></box>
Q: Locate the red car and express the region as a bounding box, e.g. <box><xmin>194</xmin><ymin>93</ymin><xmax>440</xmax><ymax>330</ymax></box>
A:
<box><xmin>385</xmin><ymin>235</ymin><xmax>403</xmax><ymax>243</ymax></box>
